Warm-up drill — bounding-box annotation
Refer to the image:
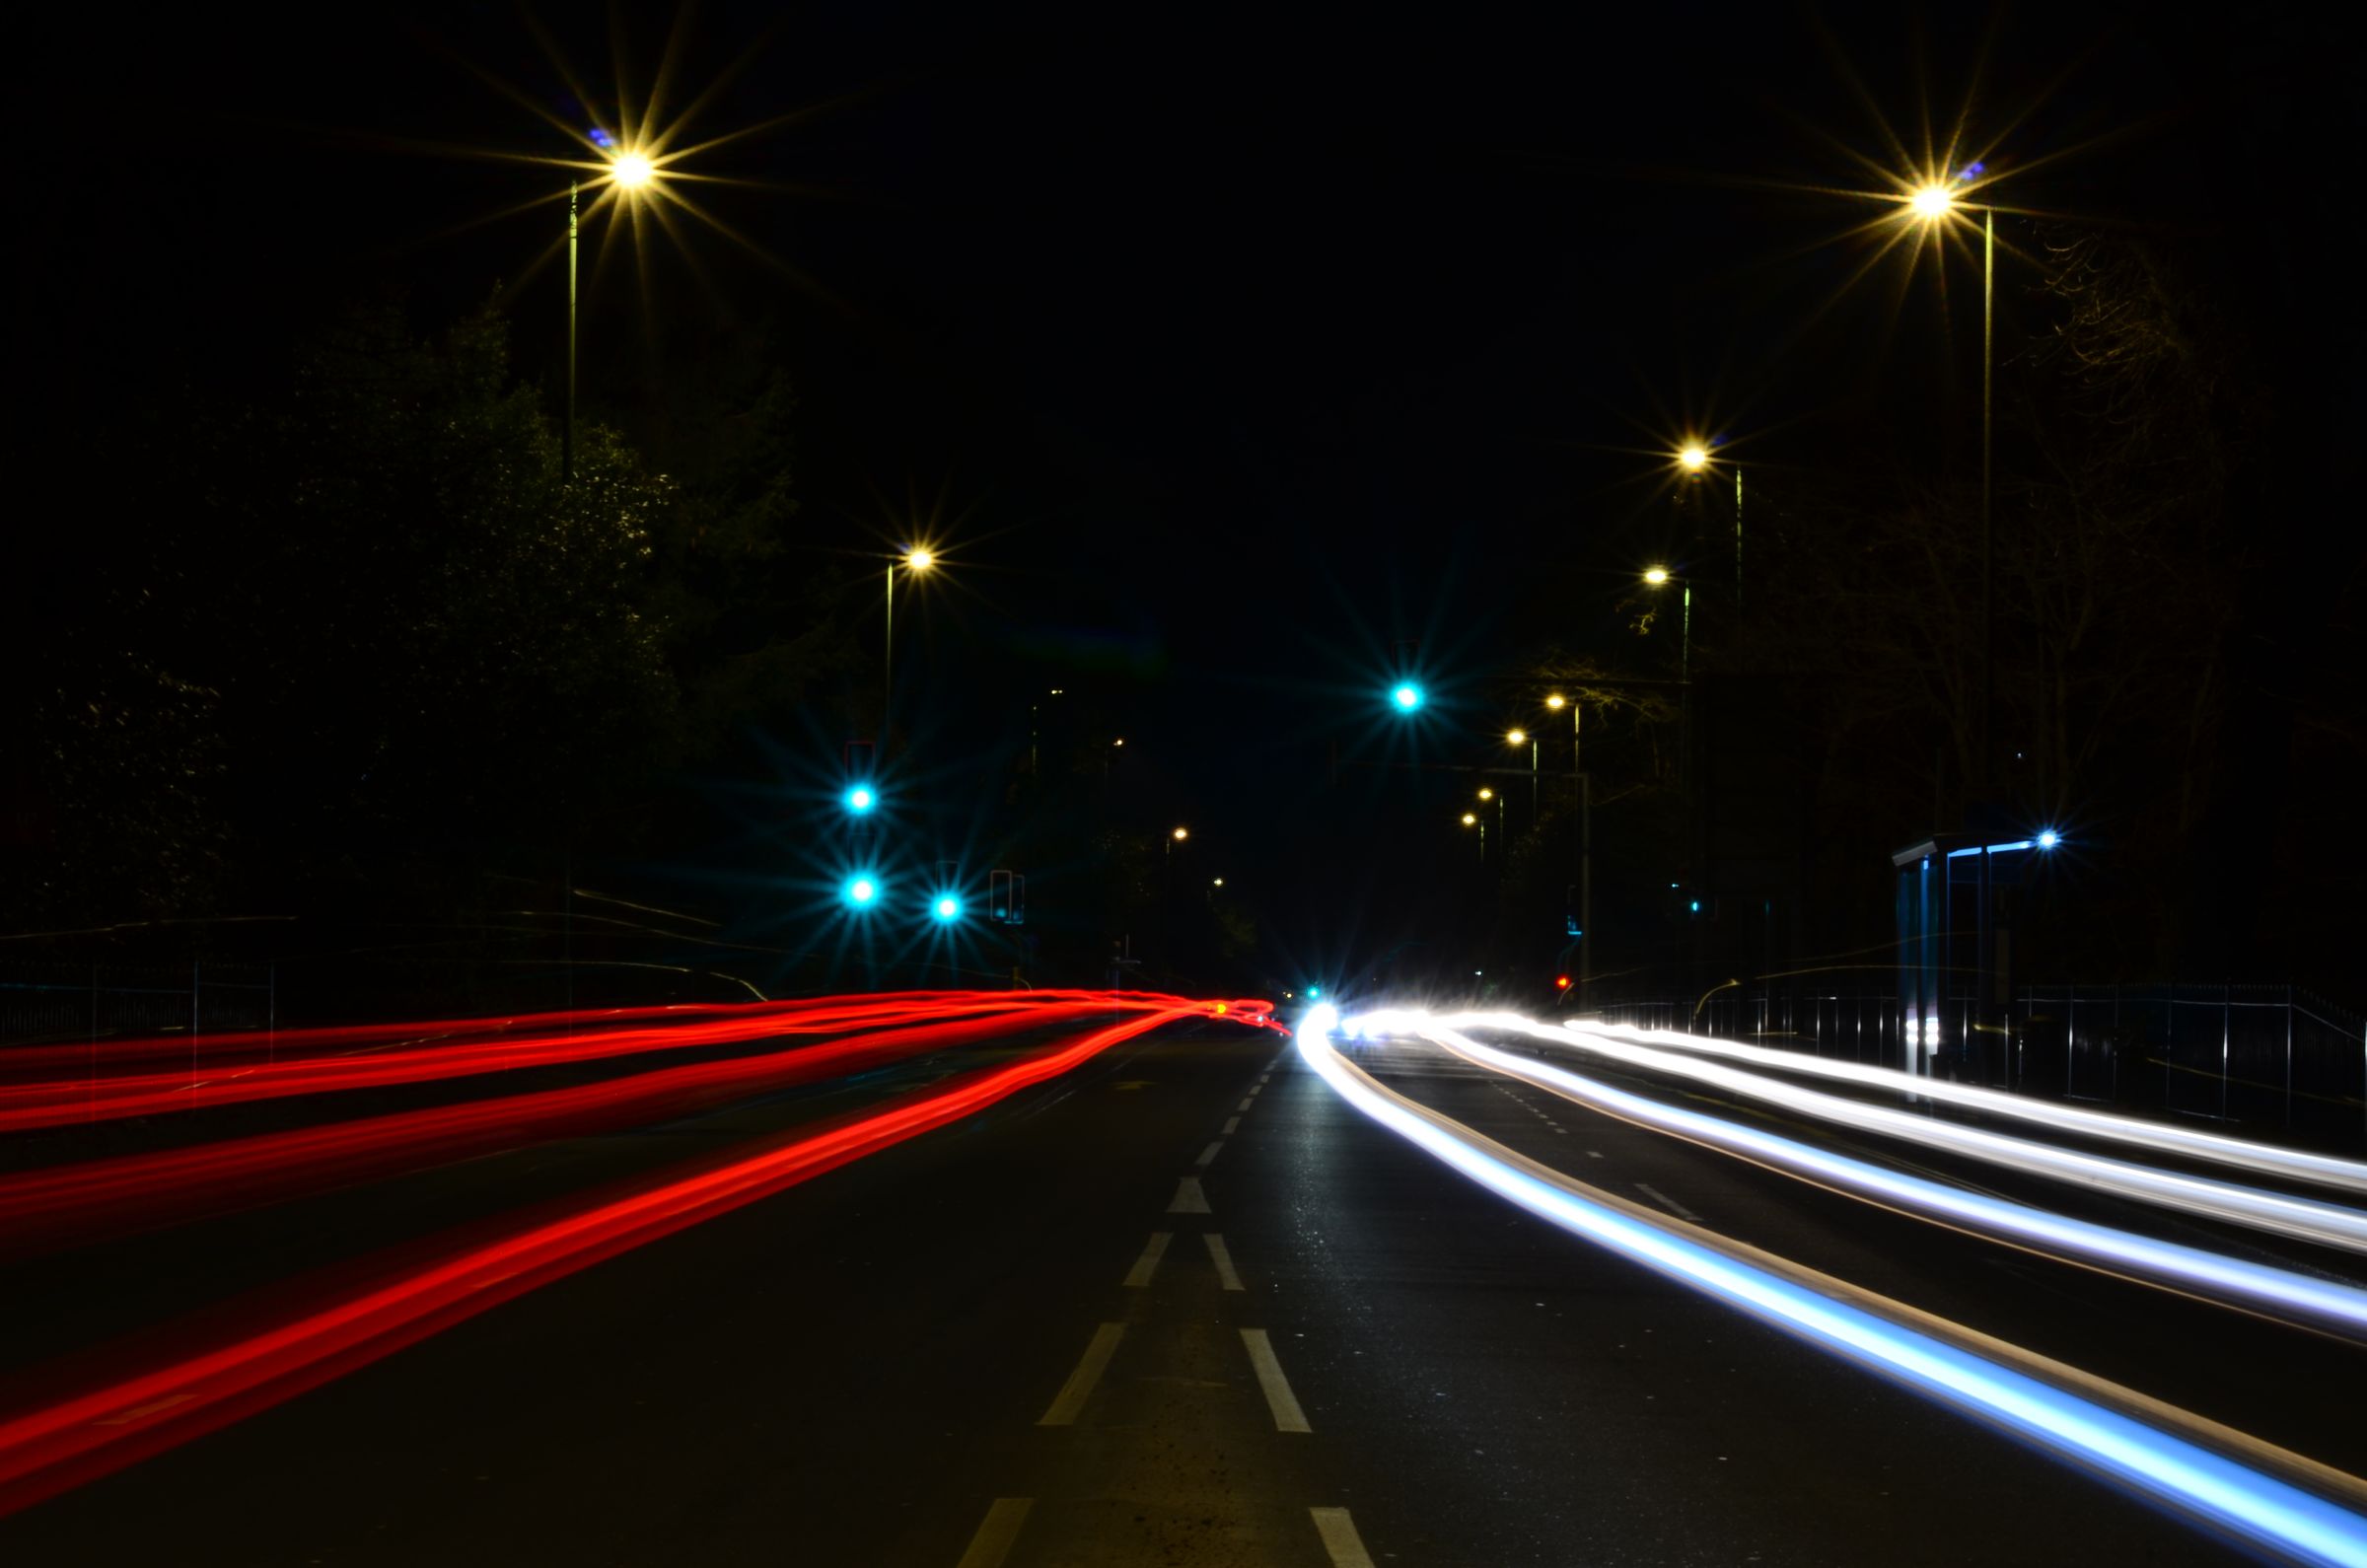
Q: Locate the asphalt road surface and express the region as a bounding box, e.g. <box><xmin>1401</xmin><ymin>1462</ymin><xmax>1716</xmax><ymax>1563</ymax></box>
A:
<box><xmin>1</xmin><ymin>1010</ymin><xmax>2358</xmax><ymax>1565</ymax></box>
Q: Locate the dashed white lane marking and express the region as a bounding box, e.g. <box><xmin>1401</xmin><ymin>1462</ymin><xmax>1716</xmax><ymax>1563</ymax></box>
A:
<box><xmin>955</xmin><ymin>1497</ymin><xmax>1034</xmax><ymax>1567</ymax></box>
<box><xmin>1587</xmin><ymin>1150</ymin><xmax>1605</xmax><ymax>1160</ymax></box>
<box><xmin>1236</xmin><ymin>1098</ymin><xmax>1255</xmax><ymax>1113</ymax></box>
<box><xmin>1310</xmin><ymin>1507</ymin><xmax>1377</xmax><ymax>1567</ymax></box>
<box><xmin>1167</xmin><ymin>1176</ymin><xmax>1212</xmax><ymax>1214</ymax></box>
<box><xmin>1240</xmin><ymin>1328</ymin><xmax>1312</xmax><ymax>1432</ymax></box>
<box><xmin>1633</xmin><ymin>1181</ymin><xmax>1702</xmax><ymax>1223</ymax></box>
<box><xmin>1222</xmin><ymin>1116</ymin><xmax>1241</xmax><ymax>1135</ymax></box>
<box><xmin>1122</xmin><ymin>1232</ymin><xmax>1172</xmax><ymax>1288</ymax></box>
<box><xmin>1246</xmin><ymin>1084</ymin><xmax>1262</xmax><ymax>1098</ymax></box>
<box><xmin>1195</xmin><ymin>1141</ymin><xmax>1224</xmax><ymax>1169</ymax></box>
<box><xmin>1204</xmin><ymin>1232</ymin><xmax>1245</xmax><ymax>1292</ymax></box>
<box><xmin>1038</xmin><ymin>1323</ymin><xmax>1124</xmax><ymax>1425</ymax></box>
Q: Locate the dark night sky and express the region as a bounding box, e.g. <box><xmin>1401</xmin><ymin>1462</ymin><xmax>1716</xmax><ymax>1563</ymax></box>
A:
<box><xmin>21</xmin><ymin>2</ymin><xmax>2357</xmax><ymax>976</ymax></box>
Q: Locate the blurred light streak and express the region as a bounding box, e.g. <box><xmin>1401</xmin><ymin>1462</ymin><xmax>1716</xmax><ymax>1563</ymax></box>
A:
<box><xmin>1409</xmin><ymin>1024</ymin><xmax>2367</xmax><ymax>1341</ymax></box>
<box><xmin>1565</xmin><ymin>1019</ymin><xmax>2367</xmax><ymax>1197</ymax></box>
<box><xmin>0</xmin><ymin>997</ymin><xmax>1185</xmax><ymax>1259</ymax></box>
<box><xmin>1295</xmin><ymin>1008</ymin><xmax>2367</xmax><ymax>1567</ymax></box>
<box><xmin>0</xmin><ymin>1000</ymin><xmax>1268</xmax><ymax>1515</ymax></box>
<box><xmin>0</xmin><ymin>992</ymin><xmax>976</xmax><ymax>1085</ymax></box>
<box><xmin>1392</xmin><ymin>1010</ymin><xmax>2367</xmax><ymax>1255</ymax></box>
<box><xmin>0</xmin><ymin>990</ymin><xmax>1166</xmax><ymax>1133</ymax></box>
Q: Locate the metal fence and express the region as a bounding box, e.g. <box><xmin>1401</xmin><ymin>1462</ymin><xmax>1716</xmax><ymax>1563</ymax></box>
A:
<box><xmin>1590</xmin><ymin>980</ymin><xmax>2365</xmax><ymax>1147</ymax></box>
<box><xmin>0</xmin><ymin>961</ymin><xmax>275</xmax><ymax>1051</ymax></box>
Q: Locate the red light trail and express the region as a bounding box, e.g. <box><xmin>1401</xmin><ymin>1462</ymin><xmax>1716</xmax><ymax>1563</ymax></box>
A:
<box><xmin>0</xmin><ymin>988</ymin><xmax>1181</xmax><ymax>1133</ymax></box>
<box><xmin>0</xmin><ymin>995</ymin><xmax>1196</xmax><ymax>1259</ymax></box>
<box><xmin>0</xmin><ymin>997</ymin><xmax>1279</xmax><ymax>1515</ymax></box>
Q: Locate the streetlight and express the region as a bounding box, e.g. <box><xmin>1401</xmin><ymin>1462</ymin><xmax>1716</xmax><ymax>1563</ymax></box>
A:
<box><xmin>1507</xmin><ymin>727</ymin><xmax>1538</xmax><ymax>825</ymax></box>
<box><xmin>1674</xmin><ymin>441</ymin><xmax>1746</xmax><ymax>605</ymax></box>
<box><xmin>1544</xmin><ymin>690</ymin><xmax>1592</xmax><ymax>996</ymax></box>
<box><xmin>842</xmin><ymin>874</ymin><xmax>882</xmax><ymax>909</ymax></box>
<box><xmin>566</xmin><ymin>143</ymin><xmax>663</xmax><ymax>481</ymax></box>
<box><xmin>1903</xmin><ymin>171</ymin><xmax>1997</xmax><ymax>783</ymax></box>
<box><xmin>882</xmin><ymin>546</ymin><xmax>935</xmax><ymax>750</ymax></box>
<box><xmin>843</xmin><ymin>784</ymin><xmax>878</xmax><ymax>816</ymax></box>
<box><xmin>1642</xmin><ymin>567</ymin><xmax>1690</xmax><ymax>685</ymax></box>
<box><xmin>1390</xmin><ymin>682</ymin><xmax>1424</xmax><ymax>713</ymax></box>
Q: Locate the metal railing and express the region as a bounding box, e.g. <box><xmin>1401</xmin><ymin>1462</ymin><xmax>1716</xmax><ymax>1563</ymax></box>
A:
<box><xmin>1589</xmin><ymin>980</ymin><xmax>2365</xmax><ymax>1147</ymax></box>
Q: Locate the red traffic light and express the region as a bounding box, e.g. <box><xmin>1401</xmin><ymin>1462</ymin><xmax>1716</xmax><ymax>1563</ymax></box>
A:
<box><xmin>1554</xmin><ymin>975</ymin><xmax>1571</xmax><ymax>989</ymax></box>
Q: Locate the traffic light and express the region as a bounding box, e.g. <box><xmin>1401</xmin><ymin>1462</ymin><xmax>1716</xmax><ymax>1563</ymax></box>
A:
<box><xmin>1555</xmin><ymin>975</ymin><xmax>1571</xmax><ymax>990</ymax></box>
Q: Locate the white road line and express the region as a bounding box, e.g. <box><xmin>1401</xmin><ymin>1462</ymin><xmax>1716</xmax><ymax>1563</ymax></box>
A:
<box><xmin>956</xmin><ymin>1497</ymin><xmax>1035</xmax><ymax>1567</ymax></box>
<box><xmin>1309</xmin><ymin>1507</ymin><xmax>1377</xmax><ymax>1568</ymax></box>
<box><xmin>1204</xmin><ymin>1232</ymin><xmax>1245</xmax><ymax>1291</ymax></box>
<box><xmin>1240</xmin><ymin>1328</ymin><xmax>1312</xmax><ymax>1432</ymax></box>
<box><xmin>1634</xmin><ymin>1181</ymin><xmax>1702</xmax><ymax>1223</ymax></box>
<box><xmin>1038</xmin><ymin>1323</ymin><xmax>1125</xmax><ymax>1426</ymax></box>
<box><xmin>1123</xmin><ymin>1232</ymin><xmax>1172</xmax><ymax>1288</ymax></box>
<box><xmin>1168</xmin><ymin>1176</ymin><xmax>1212</xmax><ymax>1214</ymax></box>
<box><xmin>1236</xmin><ymin>1098</ymin><xmax>1255</xmax><ymax>1112</ymax></box>
<box><xmin>1196</xmin><ymin>1141</ymin><xmax>1225</xmax><ymax>1169</ymax></box>
<box><xmin>1222</xmin><ymin>1116</ymin><xmax>1241</xmax><ymax>1135</ymax></box>
<box><xmin>1587</xmin><ymin>1149</ymin><xmax>1605</xmax><ymax>1159</ymax></box>
<box><xmin>1247</xmin><ymin>1084</ymin><xmax>1262</xmax><ymax>1097</ymax></box>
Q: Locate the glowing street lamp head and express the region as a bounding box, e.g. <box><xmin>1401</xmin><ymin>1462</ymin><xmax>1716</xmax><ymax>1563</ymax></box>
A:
<box><xmin>1644</xmin><ymin>566</ymin><xmax>1672</xmax><ymax>586</ymax></box>
<box><xmin>1461</xmin><ymin>812</ymin><xmax>1478</xmax><ymax>825</ymax></box>
<box><xmin>843</xmin><ymin>875</ymin><xmax>880</xmax><ymax>908</ymax></box>
<box><xmin>932</xmin><ymin>894</ymin><xmax>962</xmax><ymax>921</ymax></box>
<box><xmin>1544</xmin><ymin>693</ymin><xmax>1566</xmax><ymax>710</ymax></box>
<box><xmin>1476</xmin><ymin>788</ymin><xmax>1494</xmax><ymax>801</ymax></box>
<box><xmin>1908</xmin><ymin>184</ymin><xmax>1956</xmax><ymax>221</ymax></box>
<box><xmin>2037</xmin><ymin>828</ymin><xmax>2060</xmax><ymax>850</ymax></box>
<box><xmin>1506</xmin><ymin>729</ymin><xmax>1528</xmax><ymax>746</ymax></box>
<box><xmin>1391</xmin><ymin>682</ymin><xmax>1424</xmax><ymax>713</ymax></box>
<box><xmin>1677</xmin><ymin>444</ymin><xmax>1710</xmax><ymax>472</ymax></box>
<box><xmin>1172</xmin><ymin>825</ymin><xmax>1189</xmax><ymax>842</ymax></box>
<box><xmin>903</xmin><ymin>548</ymin><xmax>936</xmax><ymax>571</ymax></box>
<box><xmin>844</xmin><ymin>785</ymin><xmax>877</xmax><ymax>815</ymax></box>
<box><xmin>610</xmin><ymin>151</ymin><xmax>656</xmax><ymax>190</ymax></box>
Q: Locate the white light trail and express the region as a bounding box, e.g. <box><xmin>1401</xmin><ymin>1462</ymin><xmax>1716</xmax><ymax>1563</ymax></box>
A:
<box><xmin>1372</xmin><ymin>1010</ymin><xmax>2367</xmax><ymax>1257</ymax></box>
<box><xmin>1296</xmin><ymin>1006</ymin><xmax>2367</xmax><ymax>1568</ymax></box>
<box><xmin>1568</xmin><ymin>1018</ymin><xmax>2367</xmax><ymax>1196</ymax></box>
<box><xmin>1409</xmin><ymin>1023</ymin><xmax>2367</xmax><ymax>1339</ymax></box>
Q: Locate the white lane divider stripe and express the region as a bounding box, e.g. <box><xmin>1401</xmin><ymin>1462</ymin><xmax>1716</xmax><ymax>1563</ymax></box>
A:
<box><xmin>1222</xmin><ymin>1116</ymin><xmax>1241</xmax><ymax>1135</ymax></box>
<box><xmin>1204</xmin><ymin>1232</ymin><xmax>1245</xmax><ymax>1291</ymax></box>
<box><xmin>1309</xmin><ymin>1507</ymin><xmax>1376</xmax><ymax>1567</ymax></box>
<box><xmin>1168</xmin><ymin>1176</ymin><xmax>1212</xmax><ymax>1214</ymax></box>
<box><xmin>1236</xmin><ymin>1098</ymin><xmax>1255</xmax><ymax>1113</ymax></box>
<box><xmin>1240</xmin><ymin>1328</ymin><xmax>1312</xmax><ymax>1432</ymax></box>
<box><xmin>1196</xmin><ymin>1141</ymin><xmax>1225</xmax><ymax>1169</ymax></box>
<box><xmin>1038</xmin><ymin>1323</ymin><xmax>1125</xmax><ymax>1426</ymax></box>
<box><xmin>1123</xmin><ymin>1232</ymin><xmax>1172</xmax><ymax>1288</ymax></box>
<box><xmin>956</xmin><ymin>1497</ymin><xmax>1034</xmax><ymax>1567</ymax></box>
<box><xmin>1634</xmin><ymin>1181</ymin><xmax>1701</xmax><ymax>1223</ymax></box>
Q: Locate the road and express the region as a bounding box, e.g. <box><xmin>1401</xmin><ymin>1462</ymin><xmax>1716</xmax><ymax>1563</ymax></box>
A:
<box><xmin>0</xmin><ymin>999</ymin><xmax>2361</xmax><ymax>1565</ymax></box>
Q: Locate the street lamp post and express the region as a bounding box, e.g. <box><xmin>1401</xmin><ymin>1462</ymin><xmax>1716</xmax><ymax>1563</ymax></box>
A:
<box><xmin>883</xmin><ymin>547</ymin><xmax>935</xmax><ymax>749</ymax></box>
<box><xmin>1506</xmin><ymin>730</ymin><xmax>1537</xmax><ymax>830</ymax></box>
<box><xmin>1908</xmin><ymin>182</ymin><xmax>1997</xmax><ymax>785</ymax></box>
<box><xmin>1545</xmin><ymin>692</ymin><xmax>1592</xmax><ymax>1000</ymax></box>
<box><xmin>565</xmin><ymin>150</ymin><xmax>656</xmax><ymax>482</ymax></box>
<box><xmin>1677</xmin><ymin>443</ymin><xmax>1745</xmax><ymax>606</ymax></box>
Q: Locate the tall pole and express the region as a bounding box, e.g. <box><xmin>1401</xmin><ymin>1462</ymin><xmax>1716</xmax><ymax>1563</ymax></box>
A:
<box><xmin>565</xmin><ymin>181</ymin><xmax>578</xmax><ymax>482</ymax></box>
<box><xmin>1978</xmin><ymin>207</ymin><xmax>1995</xmax><ymax>791</ymax></box>
<box><xmin>882</xmin><ymin>561</ymin><xmax>896</xmax><ymax>750</ymax></box>
<box><xmin>1735</xmin><ymin>466</ymin><xmax>1745</xmax><ymax>606</ymax></box>
<box><xmin>1574</xmin><ymin>701</ymin><xmax>1592</xmax><ymax>998</ymax></box>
